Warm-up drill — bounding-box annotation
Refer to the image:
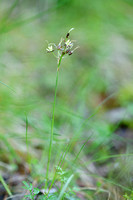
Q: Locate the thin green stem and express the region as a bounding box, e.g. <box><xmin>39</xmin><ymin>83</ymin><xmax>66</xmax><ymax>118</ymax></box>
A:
<box><xmin>45</xmin><ymin>55</ymin><xmax>63</xmax><ymax>191</ymax></box>
<box><xmin>25</xmin><ymin>113</ymin><xmax>29</xmax><ymax>159</ymax></box>
<box><xmin>73</xmin><ymin>136</ymin><xmax>91</xmax><ymax>164</ymax></box>
<box><xmin>0</xmin><ymin>174</ymin><xmax>12</xmax><ymax>196</ymax></box>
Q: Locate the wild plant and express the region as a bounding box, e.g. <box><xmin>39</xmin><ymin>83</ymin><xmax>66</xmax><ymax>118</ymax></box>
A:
<box><xmin>45</xmin><ymin>28</ymin><xmax>78</xmax><ymax>192</ymax></box>
<box><xmin>23</xmin><ymin>29</ymin><xmax>78</xmax><ymax>200</ymax></box>
<box><xmin>123</xmin><ymin>191</ymin><xmax>133</xmax><ymax>200</ymax></box>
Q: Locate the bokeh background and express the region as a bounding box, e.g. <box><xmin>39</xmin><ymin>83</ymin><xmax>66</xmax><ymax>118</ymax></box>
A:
<box><xmin>0</xmin><ymin>0</ymin><xmax>133</xmax><ymax>199</ymax></box>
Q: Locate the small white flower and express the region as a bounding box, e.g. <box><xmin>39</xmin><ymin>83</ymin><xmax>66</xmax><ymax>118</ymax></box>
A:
<box><xmin>46</xmin><ymin>44</ymin><xmax>54</xmax><ymax>53</ymax></box>
<box><xmin>65</xmin><ymin>39</ymin><xmax>73</xmax><ymax>48</ymax></box>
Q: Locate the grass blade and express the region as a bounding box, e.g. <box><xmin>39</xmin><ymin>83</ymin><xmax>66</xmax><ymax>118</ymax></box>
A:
<box><xmin>57</xmin><ymin>174</ymin><xmax>74</xmax><ymax>200</ymax></box>
<box><xmin>0</xmin><ymin>174</ymin><xmax>12</xmax><ymax>196</ymax></box>
<box><xmin>0</xmin><ymin>81</ymin><xmax>15</xmax><ymax>93</ymax></box>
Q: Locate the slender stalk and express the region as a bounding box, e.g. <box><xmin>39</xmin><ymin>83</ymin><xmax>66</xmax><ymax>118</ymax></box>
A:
<box><xmin>25</xmin><ymin>112</ymin><xmax>30</xmax><ymax>164</ymax></box>
<box><xmin>45</xmin><ymin>55</ymin><xmax>63</xmax><ymax>190</ymax></box>
<box><xmin>0</xmin><ymin>174</ymin><xmax>12</xmax><ymax>196</ymax></box>
<box><xmin>25</xmin><ymin>113</ymin><xmax>28</xmax><ymax>154</ymax></box>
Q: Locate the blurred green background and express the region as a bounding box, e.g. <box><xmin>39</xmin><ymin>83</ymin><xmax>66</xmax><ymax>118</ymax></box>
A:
<box><xmin>0</xmin><ymin>0</ymin><xmax>133</xmax><ymax>197</ymax></box>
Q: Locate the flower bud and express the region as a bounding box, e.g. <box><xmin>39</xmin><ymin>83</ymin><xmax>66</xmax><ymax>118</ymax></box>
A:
<box><xmin>66</xmin><ymin>33</ymin><xmax>69</xmax><ymax>38</ymax></box>
<box><xmin>68</xmin><ymin>51</ymin><xmax>72</xmax><ymax>55</ymax></box>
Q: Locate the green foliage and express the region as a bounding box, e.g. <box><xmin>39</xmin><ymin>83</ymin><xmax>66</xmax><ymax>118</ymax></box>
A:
<box><xmin>22</xmin><ymin>181</ymin><xmax>40</xmax><ymax>200</ymax></box>
<box><xmin>123</xmin><ymin>191</ymin><xmax>133</xmax><ymax>200</ymax></box>
<box><xmin>57</xmin><ymin>174</ymin><xmax>74</xmax><ymax>200</ymax></box>
<box><xmin>55</xmin><ymin>166</ymin><xmax>67</xmax><ymax>183</ymax></box>
<box><xmin>22</xmin><ymin>180</ymin><xmax>78</xmax><ymax>200</ymax></box>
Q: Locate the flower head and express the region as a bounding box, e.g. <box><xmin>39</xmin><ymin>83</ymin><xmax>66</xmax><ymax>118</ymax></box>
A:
<box><xmin>46</xmin><ymin>28</ymin><xmax>78</xmax><ymax>62</ymax></box>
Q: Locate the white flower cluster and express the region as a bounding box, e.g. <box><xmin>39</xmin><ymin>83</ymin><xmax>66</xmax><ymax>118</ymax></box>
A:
<box><xmin>46</xmin><ymin>28</ymin><xmax>78</xmax><ymax>61</ymax></box>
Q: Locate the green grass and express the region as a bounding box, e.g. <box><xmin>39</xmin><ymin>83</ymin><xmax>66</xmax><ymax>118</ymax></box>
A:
<box><xmin>0</xmin><ymin>174</ymin><xmax>12</xmax><ymax>196</ymax></box>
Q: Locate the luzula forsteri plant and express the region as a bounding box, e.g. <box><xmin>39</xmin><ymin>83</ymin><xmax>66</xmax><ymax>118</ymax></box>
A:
<box><xmin>45</xmin><ymin>28</ymin><xmax>78</xmax><ymax>191</ymax></box>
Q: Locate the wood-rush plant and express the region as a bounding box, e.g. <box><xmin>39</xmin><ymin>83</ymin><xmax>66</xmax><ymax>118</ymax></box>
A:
<box><xmin>45</xmin><ymin>28</ymin><xmax>78</xmax><ymax>191</ymax></box>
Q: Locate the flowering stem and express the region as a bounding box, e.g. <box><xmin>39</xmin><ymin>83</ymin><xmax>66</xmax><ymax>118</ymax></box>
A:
<box><xmin>45</xmin><ymin>54</ymin><xmax>63</xmax><ymax>191</ymax></box>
